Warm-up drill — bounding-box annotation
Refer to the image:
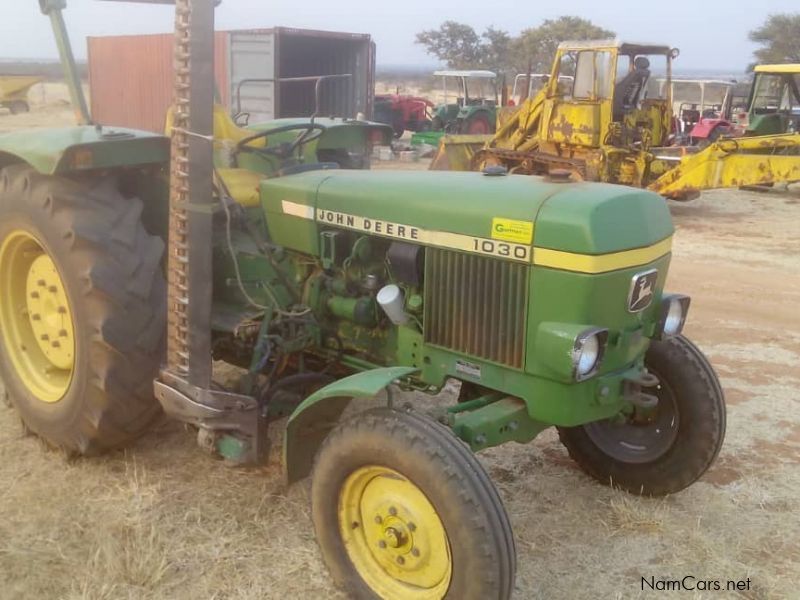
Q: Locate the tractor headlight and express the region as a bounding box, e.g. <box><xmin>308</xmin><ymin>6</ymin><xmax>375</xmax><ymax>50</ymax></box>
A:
<box><xmin>656</xmin><ymin>294</ymin><xmax>690</xmax><ymax>338</ymax></box>
<box><xmin>572</xmin><ymin>328</ymin><xmax>609</xmax><ymax>381</ymax></box>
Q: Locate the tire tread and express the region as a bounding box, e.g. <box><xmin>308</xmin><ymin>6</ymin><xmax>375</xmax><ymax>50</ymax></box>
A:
<box><xmin>312</xmin><ymin>407</ymin><xmax>516</xmax><ymax>599</ymax></box>
<box><xmin>558</xmin><ymin>335</ymin><xmax>726</xmax><ymax>496</ymax></box>
<box><xmin>0</xmin><ymin>166</ymin><xmax>165</xmax><ymax>455</ymax></box>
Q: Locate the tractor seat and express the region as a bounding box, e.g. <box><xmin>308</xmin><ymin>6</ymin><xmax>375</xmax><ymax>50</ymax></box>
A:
<box><xmin>212</xmin><ymin>105</ymin><xmax>258</xmax><ymax>145</ymax></box>
<box><xmin>165</xmin><ymin>105</ymin><xmax>266</xmax><ymax>208</ymax></box>
<box><xmin>613</xmin><ymin>57</ymin><xmax>651</xmax><ymax>122</ymax></box>
<box><xmin>165</xmin><ymin>104</ymin><xmax>265</xmax><ymax>147</ymax></box>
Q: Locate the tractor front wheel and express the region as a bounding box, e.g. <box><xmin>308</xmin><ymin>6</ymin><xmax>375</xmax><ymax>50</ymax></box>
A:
<box><xmin>311</xmin><ymin>407</ymin><xmax>516</xmax><ymax>599</ymax></box>
<box><xmin>558</xmin><ymin>335</ymin><xmax>726</xmax><ymax>496</ymax></box>
<box><xmin>0</xmin><ymin>166</ymin><xmax>166</xmax><ymax>454</ymax></box>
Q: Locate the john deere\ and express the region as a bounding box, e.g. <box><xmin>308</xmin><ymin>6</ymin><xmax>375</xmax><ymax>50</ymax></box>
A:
<box><xmin>0</xmin><ymin>2</ymin><xmax>725</xmax><ymax>598</ymax></box>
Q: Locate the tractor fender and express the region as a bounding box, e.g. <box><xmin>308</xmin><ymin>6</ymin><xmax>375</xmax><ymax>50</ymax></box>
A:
<box><xmin>283</xmin><ymin>366</ymin><xmax>418</xmax><ymax>483</ymax></box>
<box><xmin>458</xmin><ymin>106</ymin><xmax>491</xmax><ymax>120</ymax></box>
<box><xmin>0</xmin><ymin>126</ymin><xmax>169</xmax><ymax>175</ymax></box>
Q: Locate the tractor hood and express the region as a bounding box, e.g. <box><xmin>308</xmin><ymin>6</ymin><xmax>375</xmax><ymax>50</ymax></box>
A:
<box><xmin>263</xmin><ymin>170</ymin><xmax>674</xmax><ymax>267</ymax></box>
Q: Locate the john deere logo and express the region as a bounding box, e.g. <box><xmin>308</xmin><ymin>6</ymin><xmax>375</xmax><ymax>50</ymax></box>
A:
<box><xmin>628</xmin><ymin>269</ymin><xmax>658</xmax><ymax>312</ymax></box>
<box><xmin>491</xmin><ymin>218</ymin><xmax>534</xmax><ymax>244</ymax></box>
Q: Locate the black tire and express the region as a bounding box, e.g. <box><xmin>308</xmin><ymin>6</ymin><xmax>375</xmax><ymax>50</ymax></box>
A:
<box><xmin>8</xmin><ymin>101</ymin><xmax>30</xmax><ymax>115</ymax></box>
<box><xmin>312</xmin><ymin>407</ymin><xmax>516</xmax><ymax>599</ymax></box>
<box><xmin>0</xmin><ymin>165</ymin><xmax>166</xmax><ymax>455</ymax></box>
<box><xmin>431</xmin><ymin>116</ymin><xmax>445</xmax><ymax>132</ymax></box>
<box><xmin>558</xmin><ymin>335</ymin><xmax>725</xmax><ymax>496</ymax></box>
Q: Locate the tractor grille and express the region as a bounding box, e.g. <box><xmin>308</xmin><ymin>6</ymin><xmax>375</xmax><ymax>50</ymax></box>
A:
<box><xmin>424</xmin><ymin>249</ymin><xmax>529</xmax><ymax>369</ymax></box>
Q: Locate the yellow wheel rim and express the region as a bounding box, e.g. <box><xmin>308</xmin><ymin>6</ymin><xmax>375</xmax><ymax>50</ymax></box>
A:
<box><xmin>0</xmin><ymin>230</ymin><xmax>75</xmax><ymax>402</ymax></box>
<box><xmin>339</xmin><ymin>466</ymin><xmax>452</xmax><ymax>599</ymax></box>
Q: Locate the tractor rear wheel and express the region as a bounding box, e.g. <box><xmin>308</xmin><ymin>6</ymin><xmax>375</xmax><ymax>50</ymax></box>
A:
<box><xmin>311</xmin><ymin>407</ymin><xmax>516</xmax><ymax>599</ymax></box>
<box><xmin>463</xmin><ymin>113</ymin><xmax>492</xmax><ymax>135</ymax></box>
<box><xmin>0</xmin><ymin>165</ymin><xmax>166</xmax><ymax>455</ymax></box>
<box><xmin>558</xmin><ymin>335</ymin><xmax>725</xmax><ymax>496</ymax></box>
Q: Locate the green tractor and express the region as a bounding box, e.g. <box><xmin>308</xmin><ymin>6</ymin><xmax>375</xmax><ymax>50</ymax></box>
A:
<box><xmin>0</xmin><ymin>1</ymin><xmax>725</xmax><ymax>598</ymax></box>
<box><xmin>741</xmin><ymin>64</ymin><xmax>800</xmax><ymax>136</ymax></box>
<box><xmin>431</xmin><ymin>70</ymin><xmax>499</xmax><ymax>134</ymax></box>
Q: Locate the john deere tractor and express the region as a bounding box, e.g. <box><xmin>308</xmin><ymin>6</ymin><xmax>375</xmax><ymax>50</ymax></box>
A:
<box><xmin>741</xmin><ymin>64</ymin><xmax>800</xmax><ymax>136</ymax></box>
<box><xmin>431</xmin><ymin>70</ymin><xmax>499</xmax><ymax>134</ymax></box>
<box><xmin>0</xmin><ymin>2</ymin><xmax>725</xmax><ymax>598</ymax></box>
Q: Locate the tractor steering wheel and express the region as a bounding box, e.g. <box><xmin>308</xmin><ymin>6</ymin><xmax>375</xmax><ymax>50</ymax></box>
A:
<box><xmin>235</xmin><ymin>123</ymin><xmax>326</xmax><ymax>162</ymax></box>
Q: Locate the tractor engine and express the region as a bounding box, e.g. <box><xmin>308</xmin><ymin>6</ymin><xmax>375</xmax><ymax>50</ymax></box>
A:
<box><xmin>211</xmin><ymin>167</ymin><xmax>681</xmax><ymax>439</ymax></box>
